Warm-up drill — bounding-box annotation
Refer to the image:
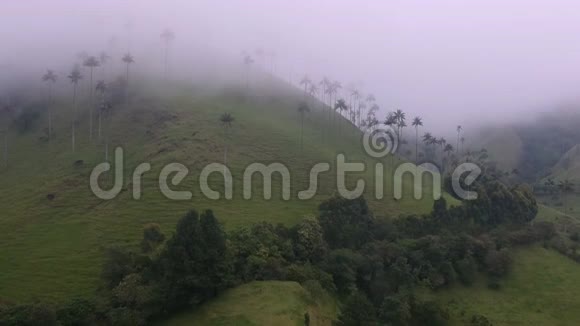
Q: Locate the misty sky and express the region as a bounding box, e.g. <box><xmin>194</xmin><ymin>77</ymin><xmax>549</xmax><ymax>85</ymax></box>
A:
<box><xmin>3</xmin><ymin>0</ymin><xmax>580</xmax><ymax>133</ymax></box>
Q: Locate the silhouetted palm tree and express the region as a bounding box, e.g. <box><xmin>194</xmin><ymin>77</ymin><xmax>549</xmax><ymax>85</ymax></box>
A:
<box><xmin>357</xmin><ymin>102</ymin><xmax>366</xmax><ymax>128</ymax></box>
<box><xmin>384</xmin><ymin>112</ymin><xmax>397</xmax><ymax>129</ymax></box>
<box><xmin>350</xmin><ymin>89</ymin><xmax>360</xmax><ymax>127</ymax></box>
<box><xmin>443</xmin><ymin>143</ymin><xmax>454</xmax><ymax>171</ymax></box>
<box><xmin>319</xmin><ymin>77</ymin><xmax>330</xmax><ymax>108</ymax></box>
<box><xmin>95</xmin><ymin>81</ymin><xmax>107</xmax><ymax>140</ymax></box>
<box><xmin>68</xmin><ymin>67</ymin><xmax>83</xmax><ymax>152</ymax></box>
<box><xmin>297</xmin><ymin>102</ymin><xmax>311</xmax><ymax>150</ymax></box>
<box><xmin>220</xmin><ymin>113</ymin><xmax>234</xmax><ymax>173</ymax></box>
<box><xmin>99</xmin><ymin>51</ymin><xmax>110</xmax><ymax>80</ymax></box>
<box><xmin>300</xmin><ymin>75</ymin><xmax>311</xmax><ymax>97</ymax></box>
<box><xmin>329</xmin><ymin>81</ymin><xmax>342</xmax><ymax>129</ymax></box>
<box><xmin>456</xmin><ymin>125</ymin><xmax>462</xmax><ymax>154</ymax></box>
<box><xmin>102</xmin><ymin>102</ymin><xmax>113</xmax><ymax>161</ymax></box>
<box><xmin>160</xmin><ymin>29</ymin><xmax>175</xmax><ymax>79</ymax></box>
<box><xmin>84</xmin><ymin>56</ymin><xmax>100</xmax><ymax>141</ymax></box>
<box><xmin>122</xmin><ymin>53</ymin><xmax>134</xmax><ymax>104</ymax></box>
<box><xmin>444</xmin><ymin>143</ymin><xmax>454</xmax><ymax>157</ymax></box>
<box><xmin>308</xmin><ymin>84</ymin><xmax>318</xmax><ymax>101</ymax></box>
<box><xmin>437</xmin><ymin>138</ymin><xmax>447</xmax><ymax>167</ymax></box>
<box><xmin>334</xmin><ymin>98</ymin><xmax>348</xmax><ymax>135</ymax></box>
<box><xmin>393</xmin><ymin>109</ymin><xmax>406</xmax><ymax>139</ymax></box>
<box><xmin>42</xmin><ymin>70</ymin><xmax>57</xmax><ymax>141</ymax></box>
<box><xmin>243</xmin><ymin>54</ymin><xmax>254</xmax><ymax>88</ymax></box>
<box><xmin>412</xmin><ymin>117</ymin><xmax>423</xmax><ymax>163</ymax></box>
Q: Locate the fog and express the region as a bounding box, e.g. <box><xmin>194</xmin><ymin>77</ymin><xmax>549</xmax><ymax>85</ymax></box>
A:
<box><xmin>2</xmin><ymin>0</ymin><xmax>580</xmax><ymax>133</ymax></box>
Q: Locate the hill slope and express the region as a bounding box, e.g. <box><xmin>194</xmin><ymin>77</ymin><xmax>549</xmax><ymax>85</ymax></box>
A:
<box><xmin>548</xmin><ymin>144</ymin><xmax>580</xmax><ymax>181</ymax></box>
<box><xmin>161</xmin><ymin>281</ymin><xmax>336</xmax><ymax>326</ymax></box>
<box><xmin>426</xmin><ymin>245</ymin><xmax>580</xmax><ymax>325</ymax></box>
<box><xmin>0</xmin><ymin>76</ymin><xmax>450</xmax><ymax>302</ymax></box>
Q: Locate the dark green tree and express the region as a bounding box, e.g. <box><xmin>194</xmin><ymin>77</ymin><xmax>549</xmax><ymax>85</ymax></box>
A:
<box><xmin>338</xmin><ymin>292</ymin><xmax>377</xmax><ymax>326</ymax></box>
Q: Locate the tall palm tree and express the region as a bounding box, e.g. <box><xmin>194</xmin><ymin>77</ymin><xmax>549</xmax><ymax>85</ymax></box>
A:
<box><xmin>357</xmin><ymin>102</ymin><xmax>366</xmax><ymax>128</ymax></box>
<box><xmin>308</xmin><ymin>84</ymin><xmax>318</xmax><ymax>101</ymax></box>
<box><xmin>456</xmin><ymin>125</ymin><xmax>463</xmax><ymax>154</ymax></box>
<box><xmin>99</xmin><ymin>51</ymin><xmax>110</xmax><ymax>80</ymax></box>
<box><xmin>329</xmin><ymin>81</ymin><xmax>342</xmax><ymax>129</ymax></box>
<box><xmin>362</xmin><ymin>93</ymin><xmax>375</xmax><ymax>128</ymax></box>
<box><xmin>443</xmin><ymin>143</ymin><xmax>454</xmax><ymax>172</ymax></box>
<box><xmin>42</xmin><ymin>70</ymin><xmax>57</xmax><ymax>141</ymax></box>
<box><xmin>297</xmin><ymin>102</ymin><xmax>311</xmax><ymax>150</ymax></box>
<box><xmin>68</xmin><ymin>67</ymin><xmax>83</xmax><ymax>152</ymax></box>
<box><xmin>102</xmin><ymin>101</ymin><xmax>113</xmax><ymax>161</ymax></box>
<box><xmin>243</xmin><ymin>54</ymin><xmax>254</xmax><ymax>89</ymax></box>
<box><xmin>460</xmin><ymin>137</ymin><xmax>466</xmax><ymax>154</ymax></box>
<box><xmin>412</xmin><ymin>117</ymin><xmax>423</xmax><ymax>163</ymax></box>
<box><xmin>351</xmin><ymin>89</ymin><xmax>360</xmax><ymax>127</ymax></box>
<box><xmin>393</xmin><ymin>109</ymin><xmax>406</xmax><ymax>139</ymax></box>
<box><xmin>122</xmin><ymin>53</ymin><xmax>134</xmax><ymax>104</ymax></box>
<box><xmin>437</xmin><ymin>138</ymin><xmax>447</xmax><ymax>167</ymax></box>
<box><xmin>334</xmin><ymin>98</ymin><xmax>348</xmax><ymax>136</ymax></box>
<box><xmin>422</xmin><ymin>132</ymin><xmax>433</xmax><ymax>157</ymax></box>
<box><xmin>384</xmin><ymin>112</ymin><xmax>397</xmax><ymax>129</ymax></box>
<box><xmin>398</xmin><ymin>119</ymin><xmax>407</xmax><ymax>143</ymax></box>
<box><xmin>319</xmin><ymin>77</ymin><xmax>330</xmax><ymax>109</ymax></box>
<box><xmin>160</xmin><ymin>29</ymin><xmax>176</xmax><ymax>79</ymax></box>
<box><xmin>84</xmin><ymin>56</ymin><xmax>100</xmax><ymax>141</ymax></box>
<box><xmin>95</xmin><ymin>81</ymin><xmax>107</xmax><ymax>140</ymax></box>
<box><xmin>76</xmin><ymin>51</ymin><xmax>89</xmax><ymax>94</ymax></box>
<box><xmin>220</xmin><ymin>113</ymin><xmax>234</xmax><ymax>173</ymax></box>
<box><xmin>299</xmin><ymin>75</ymin><xmax>311</xmax><ymax>97</ymax></box>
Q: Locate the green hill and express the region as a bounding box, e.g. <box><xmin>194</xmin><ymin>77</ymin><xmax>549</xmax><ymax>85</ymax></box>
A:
<box><xmin>161</xmin><ymin>281</ymin><xmax>336</xmax><ymax>326</ymax></box>
<box><xmin>548</xmin><ymin>144</ymin><xmax>580</xmax><ymax>182</ymax></box>
<box><xmin>425</xmin><ymin>245</ymin><xmax>580</xmax><ymax>326</ymax></box>
<box><xmin>0</xmin><ymin>77</ymin><xmax>449</xmax><ymax>303</ymax></box>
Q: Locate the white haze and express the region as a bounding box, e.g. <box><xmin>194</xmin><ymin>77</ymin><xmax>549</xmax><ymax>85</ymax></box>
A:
<box><xmin>2</xmin><ymin>0</ymin><xmax>580</xmax><ymax>133</ymax></box>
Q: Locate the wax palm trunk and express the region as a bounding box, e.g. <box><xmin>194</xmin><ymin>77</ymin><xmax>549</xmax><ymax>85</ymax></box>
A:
<box><xmin>89</xmin><ymin>68</ymin><xmax>94</xmax><ymax>141</ymax></box>
<box><xmin>72</xmin><ymin>84</ymin><xmax>77</xmax><ymax>152</ymax></box>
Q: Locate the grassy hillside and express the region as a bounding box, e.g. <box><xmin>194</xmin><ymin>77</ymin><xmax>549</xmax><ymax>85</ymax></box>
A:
<box><xmin>0</xmin><ymin>76</ymin><xmax>451</xmax><ymax>302</ymax></box>
<box><xmin>548</xmin><ymin>144</ymin><xmax>580</xmax><ymax>181</ymax></box>
<box><xmin>161</xmin><ymin>281</ymin><xmax>336</xmax><ymax>326</ymax></box>
<box><xmin>425</xmin><ymin>245</ymin><xmax>580</xmax><ymax>326</ymax></box>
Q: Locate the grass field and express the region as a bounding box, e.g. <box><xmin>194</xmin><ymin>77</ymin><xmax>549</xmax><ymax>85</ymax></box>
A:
<box><xmin>0</xmin><ymin>76</ymin><xmax>450</xmax><ymax>302</ymax></box>
<box><xmin>424</xmin><ymin>245</ymin><xmax>580</xmax><ymax>325</ymax></box>
<box><xmin>161</xmin><ymin>281</ymin><xmax>337</xmax><ymax>326</ymax></box>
